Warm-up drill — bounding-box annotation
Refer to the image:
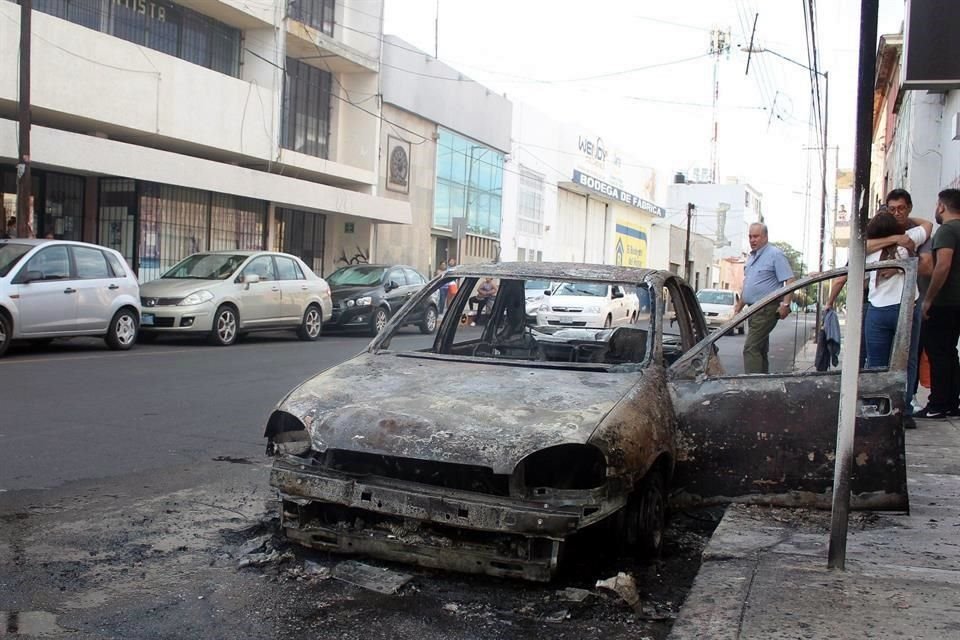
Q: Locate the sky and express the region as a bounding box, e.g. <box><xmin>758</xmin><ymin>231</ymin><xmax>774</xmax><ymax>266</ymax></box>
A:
<box><xmin>382</xmin><ymin>0</ymin><xmax>905</xmax><ymax>269</ymax></box>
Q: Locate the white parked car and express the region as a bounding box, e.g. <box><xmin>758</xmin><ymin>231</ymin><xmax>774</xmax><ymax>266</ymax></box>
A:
<box><xmin>696</xmin><ymin>288</ymin><xmax>744</xmax><ymax>334</ymax></box>
<box><xmin>537</xmin><ymin>281</ymin><xmax>639</xmax><ymax>328</ymax></box>
<box><xmin>138</xmin><ymin>251</ymin><xmax>332</xmax><ymax>346</ymax></box>
<box><xmin>0</xmin><ymin>239</ymin><xmax>141</xmax><ymax>357</ymax></box>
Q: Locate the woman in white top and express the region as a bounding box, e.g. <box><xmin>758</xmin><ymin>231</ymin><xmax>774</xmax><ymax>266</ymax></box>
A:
<box><xmin>863</xmin><ymin>211</ymin><xmax>928</xmax><ymax>368</ymax></box>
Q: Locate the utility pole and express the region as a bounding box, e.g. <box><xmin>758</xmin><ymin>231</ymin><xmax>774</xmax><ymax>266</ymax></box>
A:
<box><xmin>815</xmin><ymin>71</ymin><xmax>830</xmax><ymax>333</ymax></box>
<box><xmin>709</xmin><ymin>28</ymin><xmax>731</xmax><ymax>184</ymax></box>
<box><xmin>684</xmin><ymin>203</ymin><xmax>695</xmax><ymax>282</ymax></box>
<box><xmin>828</xmin><ymin>0</ymin><xmax>878</xmax><ymax>571</ymax></box>
<box><xmin>434</xmin><ymin>0</ymin><xmax>439</xmax><ymax>58</ymax></box>
<box><xmin>16</xmin><ymin>0</ymin><xmax>32</xmax><ymax>238</ymax></box>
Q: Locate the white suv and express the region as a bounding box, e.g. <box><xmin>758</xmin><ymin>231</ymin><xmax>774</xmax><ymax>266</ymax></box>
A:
<box><xmin>537</xmin><ymin>282</ymin><xmax>640</xmax><ymax>329</ymax></box>
<box><xmin>0</xmin><ymin>239</ymin><xmax>141</xmax><ymax>357</ymax></box>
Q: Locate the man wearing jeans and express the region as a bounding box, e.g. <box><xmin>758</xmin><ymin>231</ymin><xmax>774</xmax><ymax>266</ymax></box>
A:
<box><xmin>918</xmin><ymin>189</ymin><xmax>960</xmax><ymax>419</ymax></box>
<box><xmin>736</xmin><ymin>223</ymin><xmax>795</xmax><ymax>373</ymax></box>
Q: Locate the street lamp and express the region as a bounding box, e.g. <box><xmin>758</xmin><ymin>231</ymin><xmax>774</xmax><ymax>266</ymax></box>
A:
<box><xmin>744</xmin><ymin>46</ymin><xmax>830</xmax><ymax>327</ymax></box>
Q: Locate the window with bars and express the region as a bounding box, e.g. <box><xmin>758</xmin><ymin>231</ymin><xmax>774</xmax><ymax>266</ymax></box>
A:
<box><xmin>281</xmin><ymin>58</ymin><xmax>334</xmax><ymax>159</ymax></box>
<box><xmin>287</xmin><ymin>0</ymin><xmax>336</xmax><ymax>35</ymax></box>
<box><xmin>30</xmin><ymin>0</ymin><xmax>241</xmax><ymax>76</ymax></box>
<box><xmin>274</xmin><ymin>208</ymin><xmax>326</xmax><ymax>276</ymax></box>
<box><xmin>517</xmin><ymin>166</ymin><xmax>545</xmax><ymax>237</ymax></box>
<box><xmin>210</xmin><ymin>194</ymin><xmax>267</xmax><ymax>252</ymax></box>
<box><xmin>43</xmin><ymin>173</ymin><xmax>85</xmax><ymax>241</ymax></box>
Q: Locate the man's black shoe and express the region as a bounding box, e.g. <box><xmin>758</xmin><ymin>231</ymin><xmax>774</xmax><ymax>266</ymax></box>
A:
<box><xmin>903</xmin><ymin>416</ymin><xmax>917</xmax><ymax>429</ymax></box>
<box><xmin>915</xmin><ymin>406</ymin><xmax>947</xmax><ymax>420</ymax></box>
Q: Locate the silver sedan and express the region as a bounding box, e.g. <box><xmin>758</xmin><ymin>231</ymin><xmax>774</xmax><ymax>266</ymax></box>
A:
<box><xmin>138</xmin><ymin>251</ymin><xmax>332</xmax><ymax>345</ymax></box>
<box><xmin>0</xmin><ymin>239</ymin><xmax>141</xmax><ymax>357</ymax></box>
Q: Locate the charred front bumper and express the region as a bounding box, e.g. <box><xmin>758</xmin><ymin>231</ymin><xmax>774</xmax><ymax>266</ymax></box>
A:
<box><xmin>270</xmin><ymin>455</ymin><xmax>621</xmax><ymax>581</ymax></box>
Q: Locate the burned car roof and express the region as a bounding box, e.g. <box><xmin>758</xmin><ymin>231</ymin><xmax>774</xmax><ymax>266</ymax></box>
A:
<box><xmin>447</xmin><ymin>261</ymin><xmax>662</xmax><ymax>284</ymax></box>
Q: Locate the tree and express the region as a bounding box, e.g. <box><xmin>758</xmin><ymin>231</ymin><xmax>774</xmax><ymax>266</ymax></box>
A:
<box><xmin>771</xmin><ymin>241</ymin><xmax>817</xmax><ymax>307</ymax></box>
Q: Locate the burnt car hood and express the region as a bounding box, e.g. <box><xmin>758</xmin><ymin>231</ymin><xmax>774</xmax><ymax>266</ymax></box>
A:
<box><xmin>278</xmin><ymin>352</ymin><xmax>642</xmax><ymax>474</ymax></box>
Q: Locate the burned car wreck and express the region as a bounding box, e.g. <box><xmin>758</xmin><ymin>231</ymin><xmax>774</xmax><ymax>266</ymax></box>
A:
<box><xmin>265</xmin><ymin>262</ymin><xmax>913</xmax><ymax>581</ymax></box>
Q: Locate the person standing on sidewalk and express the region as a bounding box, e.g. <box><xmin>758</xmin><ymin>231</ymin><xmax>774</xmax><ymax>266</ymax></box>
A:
<box><xmin>735</xmin><ymin>223</ymin><xmax>795</xmax><ymax>374</ymax></box>
<box><xmin>917</xmin><ymin>189</ymin><xmax>960</xmax><ymax>419</ymax></box>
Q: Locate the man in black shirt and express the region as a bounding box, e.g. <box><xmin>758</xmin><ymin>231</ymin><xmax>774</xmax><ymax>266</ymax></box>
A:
<box><xmin>916</xmin><ymin>189</ymin><xmax>960</xmax><ymax>419</ymax></box>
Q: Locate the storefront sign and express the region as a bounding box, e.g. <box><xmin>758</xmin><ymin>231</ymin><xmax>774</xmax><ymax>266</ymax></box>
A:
<box><xmin>615</xmin><ymin>221</ymin><xmax>648</xmax><ymax>268</ymax></box>
<box><xmin>572</xmin><ymin>170</ymin><xmax>665</xmax><ymax>216</ymax></box>
<box><xmin>115</xmin><ymin>0</ymin><xmax>167</xmax><ymax>22</ymax></box>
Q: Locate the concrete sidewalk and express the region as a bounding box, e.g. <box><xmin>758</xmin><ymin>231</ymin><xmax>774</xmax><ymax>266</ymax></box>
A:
<box><xmin>669</xmin><ymin>417</ymin><xmax>960</xmax><ymax>639</ymax></box>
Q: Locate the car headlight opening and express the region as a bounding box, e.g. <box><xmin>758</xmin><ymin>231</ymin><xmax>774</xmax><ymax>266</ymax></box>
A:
<box><xmin>179</xmin><ymin>290</ymin><xmax>215</xmax><ymax>306</ymax></box>
<box><xmin>355</xmin><ymin>296</ymin><xmax>373</xmax><ymax>307</ymax></box>
<box><xmin>512</xmin><ymin>444</ymin><xmax>607</xmax><ymax>496</ymax></box>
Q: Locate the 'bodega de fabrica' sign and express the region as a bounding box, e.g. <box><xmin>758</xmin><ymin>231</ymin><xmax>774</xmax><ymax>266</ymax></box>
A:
<box><xmin>572</xmin><ymin>170</ymin><xmax>665</xmax><ymax>217</ymax></box>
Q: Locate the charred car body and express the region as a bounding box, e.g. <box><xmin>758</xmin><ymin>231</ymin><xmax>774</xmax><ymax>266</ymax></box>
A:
<box><xmin>266</xmin><ymin>262</ymin><xmax>914</xmax><ymax>581</ymax></box>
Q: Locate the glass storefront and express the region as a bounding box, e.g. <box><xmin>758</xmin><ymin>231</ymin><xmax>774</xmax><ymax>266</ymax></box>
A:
<box><xmin>433</xmin><ymin>128</ymin><xmax>504</xmax><ymax>237</ymax></box>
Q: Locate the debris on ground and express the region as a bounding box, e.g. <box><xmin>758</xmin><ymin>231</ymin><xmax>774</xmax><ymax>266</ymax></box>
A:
<box><xmin>542</xmin><ymin>609</ymin><xmax>569</xmax><ymax>623</ymax></box>
<box><xmin>332</xmin><ymin>560</ymin><xmax>412</xmax><ymax>594</ymax></box>
<box><xmin>595</xmin><ymin>572</ymin><xmax>641</xmax><ymax>609</ymax></box>
<box><xmin>238</xmin><ymin>534</ymin><xmax>272</xmax><ymax>557</ymax></box>
<box><xmin>557</xmin><ymin>587</ymin><xmax>593</xmax><ymax>603</ymax></box>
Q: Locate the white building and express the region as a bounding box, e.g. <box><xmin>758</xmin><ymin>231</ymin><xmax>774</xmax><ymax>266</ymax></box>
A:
<box><xmin>0</xmin><ymin>0</ymin><xmax>410</xmax><ymax>280</ymax></box>
<box><xmin>666</xmin><ymin>178</ymin><xmax>764</xmax><ymax>261</ymax></box>
<box><xmin>502</xmin><ymin>103</ymin><xmax>668</xmax><ymax>268</ymax></box>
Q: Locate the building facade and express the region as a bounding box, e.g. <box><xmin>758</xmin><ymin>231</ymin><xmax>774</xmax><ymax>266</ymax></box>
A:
<box><xmin>0</xmin><ymin>0</ymin><xmax>410</xmax><ymax>280</ymax></box>
<box><xmin>501</xmin><ymin>103</ymin><xmax>669</xmax><ymax>269</ymax></box>
<box><xmin>666</xmin><ymin>178</ymin><xmax>764</xmax><ymax>261</ymax></box>
<box><xmin>374</xmin><ymin>35</ymin><xmax>511</xmax><ymax>275</ymax></box>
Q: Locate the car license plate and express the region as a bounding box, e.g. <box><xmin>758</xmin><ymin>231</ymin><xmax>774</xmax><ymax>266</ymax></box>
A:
<box><xmin>142</xmin><ymin>313</ymin><xmax>154</xmax><ymax>326</ymax></box>
<box><xmin>559</xmin><ymin>318</ymin><xmax>574</xmax><ymax>324</ymax></box>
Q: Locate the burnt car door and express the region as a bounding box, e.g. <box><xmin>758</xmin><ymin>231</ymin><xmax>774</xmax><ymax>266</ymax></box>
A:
<box><xmin>666</xmin><ymin>263</ymin><xmax>915</xmax><ymax>511</ymax></box>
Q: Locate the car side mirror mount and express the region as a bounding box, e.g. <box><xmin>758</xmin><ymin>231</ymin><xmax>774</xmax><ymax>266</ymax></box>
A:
<box><xmin>612</xmin><ymin>290</ymin><xmax>624</xmax><ymax>299</ymax></box>
<box><xmin>386</xmin><ymin>280</ymin><xmax>400</xmax><ymax>292</ymax></box>
<box><xmin>543</xmin><ymin>290</ymin><xmax>551</xmax><ymax>296</ymax></box>
<box><xmin>18</xmin><ymin>270</ymin><xmax>44</xmax><ymax>284</ymax></box>
<box><xmin>243</xmin><ymin>274</ymin><xmax>261</xmax><ymax>285</ymax></box>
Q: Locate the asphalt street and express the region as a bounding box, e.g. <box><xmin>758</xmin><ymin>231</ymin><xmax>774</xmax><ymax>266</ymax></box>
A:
<box><xmin>0</xmin><ymin>328</ymin><xmax>435</xmax><ymax>493</ymax></box>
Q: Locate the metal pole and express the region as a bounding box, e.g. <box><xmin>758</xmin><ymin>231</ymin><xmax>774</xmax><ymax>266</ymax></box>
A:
<box><xmin>816</xmin><ymin>71</ymin><xmax>829</xmax><ymax>333</ymax></box>
<box><xmin>434</xmin><ymin>0</ymin><xmax>439</xmax><ymax>58</ymax></box>
<box><xmin>684</xmin><ymin>203</ymin><xmax>694</xmax><ymax>282</ymax></box>
<box><xmin>828</xmin><ymin>0</ymin><xmax>878</xmax><ymax>571</ymax></box>
<box><xmin>16</xmin><ymin>0</ymin><xmax>32</xmax><ymax>239</ymax></box>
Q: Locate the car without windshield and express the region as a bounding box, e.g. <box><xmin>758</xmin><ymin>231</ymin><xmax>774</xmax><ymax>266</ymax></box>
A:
<box><xmin>138</xmin><ymin>251</ymin><xmax>331</xmax><ymax>345</ymax></box>
<box><xmin>265</xmin><ymin>261</ymin><xmax>914</xmax><ymax>581</ymax></box>
<box><xmin>0</xmin><ymin>239</ymin><xmax>140</xmax><ymax>357</ymax></box>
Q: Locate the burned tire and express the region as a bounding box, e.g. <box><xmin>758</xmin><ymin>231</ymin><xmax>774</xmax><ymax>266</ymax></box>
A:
<box><xmin>209</xmin><ymin>305</ymin><xmax>239</xmax><ymax>346</ymax></box>
<box><xmin>105</xmin><ymin>308</ymin><xmax>138</xmax><ymax>351</ymax></box>
<box><xmin>619</xmin><ymin>468</ymin><xmax>668</xmax><ymax>557</ymax></box>
<box><xmin>297</xmin><ymin>304</ymin><xmax>323</xmax><ymax>341</ymax></box>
